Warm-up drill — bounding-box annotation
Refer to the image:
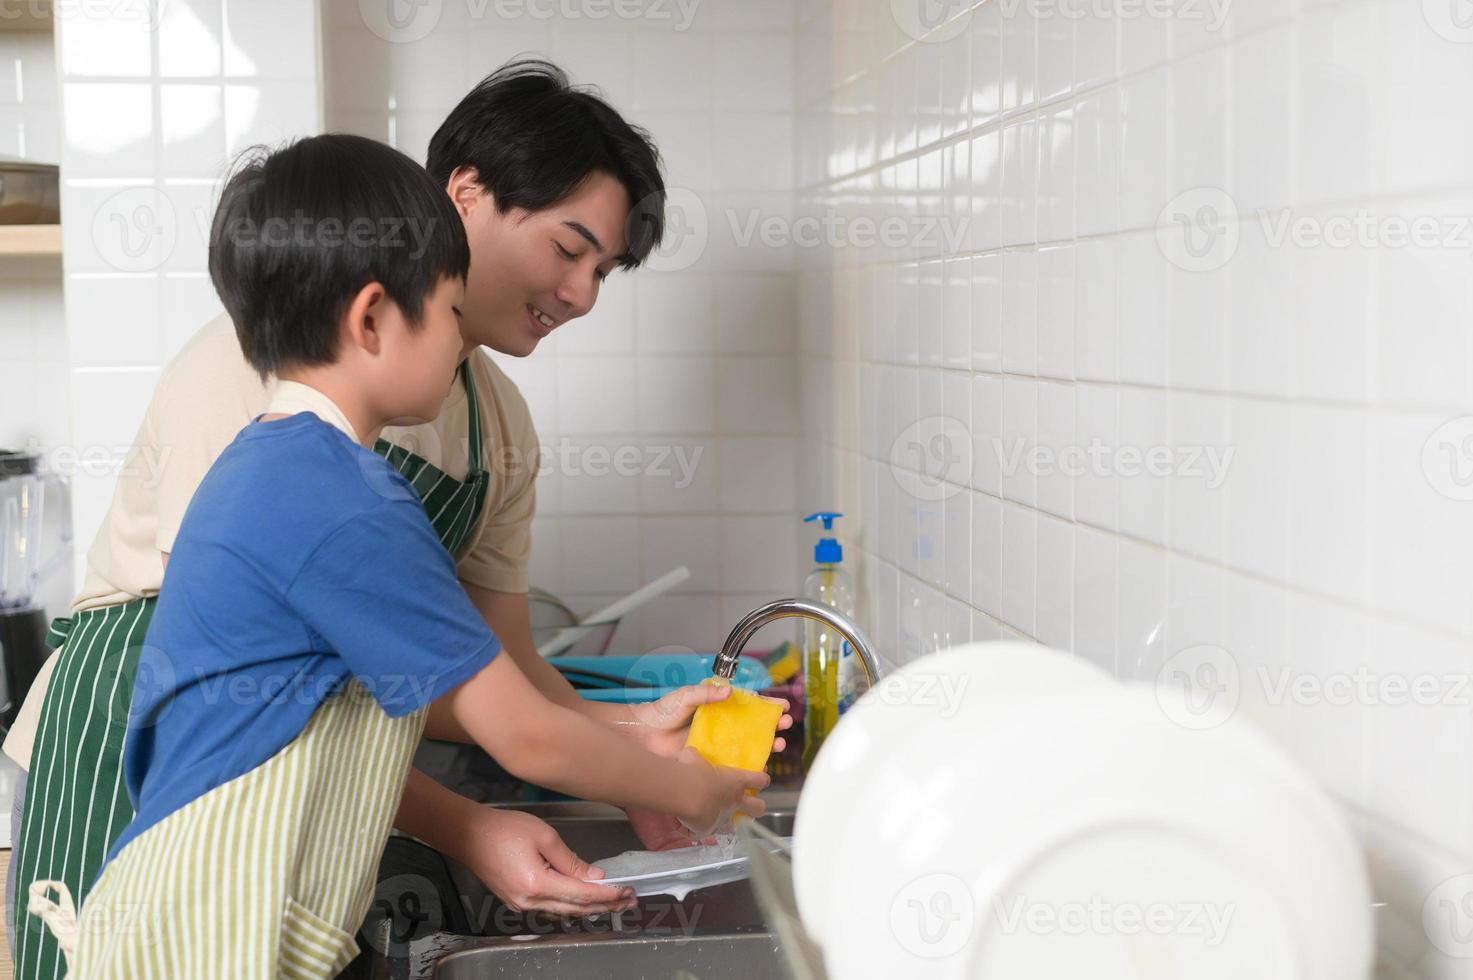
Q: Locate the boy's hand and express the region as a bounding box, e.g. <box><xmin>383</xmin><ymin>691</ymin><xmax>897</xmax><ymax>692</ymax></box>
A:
<box><xmin>674</xmin><ymin>748</ymin><xmax>770</xmax><ymax>839</ymax></box>
<box><xmin>631</xmin><ymin>684</ymin><xmax>793</xmax><ymax>757</ymax></box>
<box><xmin>464</xmin><ymin>808</ymin><xmax>636</xmax><ymax>916</ymax></box>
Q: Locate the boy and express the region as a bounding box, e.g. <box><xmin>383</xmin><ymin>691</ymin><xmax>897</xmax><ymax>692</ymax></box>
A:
<box><xmin>28</xmin><ymin>134</ymin><xmax>764</xmax><ymax>978</ymax></box>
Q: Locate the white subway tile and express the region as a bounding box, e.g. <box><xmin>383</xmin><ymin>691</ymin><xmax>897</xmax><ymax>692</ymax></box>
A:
<box><xmin>559</xmin><ymin>515</ymin><xmax>642</xmax><ymax>593</ymax></box>
<box><xmin>640</xmin><ymin>515</ymin><xmax>721</xmax><ymax>593</ymax></box>
<box><xmin>1000</xmin><ymin>500</ymin><xmax>1037</xmax><ymax>636</ymax></box>
<box><xmin>719</xmin><ymin>436</ymin><xmax>798</xmax><ymax>514</ymax></box>
<box><xmin>1289</xmin><ymin>404</ymin><xmax>1369</xmax><ymax>605</ymax></box>
<box><xmin>558</xmin><ymin>356</ymin><xmax>638</xmax><ymax>434</ymax></box>
<box><xmin>718</xmin><ymin>357</ymin><xmax>798</xmax><ymax>434</ymax></box>
<box><xmin>1001</xmin><ymin>248</ymin><xmax>1038</xmax><ymax>374</ymax></box>
<box><xmin>1035</xmin><ymin>512</ymin><xmax>1074</xmax><ymax>651</ymax></box>
<box><xmin>1001</xmin><ymin>376</ymin><xmax>1038</xmax><ymax>506</ymax></box>
<box><xmin>1036</xmin><ymin>379</ymin><xmax>1075</xmax><ymax>520</ymax></box>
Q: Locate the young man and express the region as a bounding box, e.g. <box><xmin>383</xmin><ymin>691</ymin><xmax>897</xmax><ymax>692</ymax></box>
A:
<box><xmin>28</xmin><ymin>132</ymin><xmax>766</xmax><ymax>980</ymax></box>
<box><xmin>7</xmin><ymin>60</ymin><xmax>784</xmax><ymax>978</ymax></box>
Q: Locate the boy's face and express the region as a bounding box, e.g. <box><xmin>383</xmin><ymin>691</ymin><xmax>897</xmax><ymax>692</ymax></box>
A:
<box><xmin>378</xmin><ymin>276</ymin><xmax>466</xmax><ymax>425</ymax></box>
<box><xmin>456</xmin><ymin>170</ymin><xmax>632</xmax><ymax>357</ymax></box>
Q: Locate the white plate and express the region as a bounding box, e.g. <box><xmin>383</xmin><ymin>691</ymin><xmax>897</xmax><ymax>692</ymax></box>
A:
<box><xmin>590</xmin><ymin>837</ymin><xmax>794</xmax><ymax>900</ymax></box>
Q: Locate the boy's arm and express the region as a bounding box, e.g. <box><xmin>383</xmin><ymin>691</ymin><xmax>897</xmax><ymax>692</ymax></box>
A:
<box><xmin>442</xmin><ymin>652</ymin><xmax>768</xmax><ymax>834</ymax></box>
<box><xmin>424</xmin><ymin>585</ymin><xmax>686</xmax><ymax>737</ymax></box>
<box><xmin>393</xmin><ymin>768</ymin><xmax>636</xmax><ymax>915</ymax></box>
<box><xmin>423</xmin><ymin>586</ymin><xmax>791</xmax><ymax>750</ymax></box>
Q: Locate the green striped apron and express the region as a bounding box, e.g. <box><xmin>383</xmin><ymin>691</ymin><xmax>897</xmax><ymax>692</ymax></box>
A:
<box><xmin>38</xmin><ymin>680</ymin><xmax>426</xmax><ymax>979</ymax></box>
<box><xmin>12</xmin><ymin>360</ymin><xmax>488</xmax><ymax>980</ymax></box>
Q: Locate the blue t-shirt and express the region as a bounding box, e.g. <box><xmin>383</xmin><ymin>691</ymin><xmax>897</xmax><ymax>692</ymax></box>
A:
<box><xmin>109</xmin><ymin>413</ymin><xmax>499</xmax><ymax>864</ymax></box>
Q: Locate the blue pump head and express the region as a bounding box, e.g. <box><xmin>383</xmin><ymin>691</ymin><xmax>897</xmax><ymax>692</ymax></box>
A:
<box><xmin>803</xmin><ymin>511</ymin><xmax>844</xmax><ymax>564</ymax></box>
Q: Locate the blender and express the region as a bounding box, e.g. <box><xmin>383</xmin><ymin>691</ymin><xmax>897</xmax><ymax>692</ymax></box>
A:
<box><xmin>0</xmin><ymin>450</ymin><xmax>71</xmax><ymax>729</ymax></box>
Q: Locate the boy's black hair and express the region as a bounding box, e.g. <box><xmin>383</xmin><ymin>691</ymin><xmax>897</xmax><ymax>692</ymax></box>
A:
<box><xmin>209</xmin><ymin>133</ymin><xmax>471</xmax><ymax>380</ymax></box>
<box><xmin>427</xmin><ymin>58</ymin><xmax>666</xmax><ymax>270</ymax></box>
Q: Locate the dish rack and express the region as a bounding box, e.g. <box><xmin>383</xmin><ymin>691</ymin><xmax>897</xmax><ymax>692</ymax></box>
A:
<box><xmin>738</xmin><ymin>819</ymin><xmax>827</xmax><ymax>980</ymax></box>
<box><xmin>527</xmin><ymin>586</ymin><xmax>620</xmax><ymax>656</ymax></box>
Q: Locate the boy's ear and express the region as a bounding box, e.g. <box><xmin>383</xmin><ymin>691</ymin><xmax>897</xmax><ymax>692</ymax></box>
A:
<box><xmin>342</xmin><ymin>281</ymin><xmax>388</xmax><ymax>358</ymax></box>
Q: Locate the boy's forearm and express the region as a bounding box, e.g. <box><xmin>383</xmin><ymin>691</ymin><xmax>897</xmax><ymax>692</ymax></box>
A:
<box><xmin>393</xmin><ymin>767</ymin><xmax>479</xmax><ymax>864</ymax></box>
<box><xmin>446</xmin><ymin>656</ymin><xmax>699</xmax><ymax>820</ymax></box>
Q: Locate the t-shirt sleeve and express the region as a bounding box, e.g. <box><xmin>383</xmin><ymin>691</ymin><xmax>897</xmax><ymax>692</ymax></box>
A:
<box><xmin>286</xmin><ymin>501</ymin><xmax>500</xmax><ymax>717</ymax></box>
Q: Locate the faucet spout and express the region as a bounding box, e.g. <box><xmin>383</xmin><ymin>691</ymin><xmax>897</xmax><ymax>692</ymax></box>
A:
<box><xmin>713</xmin><ymin>597</ymin><xmax>884</xmax><ymax>688</ymax></box>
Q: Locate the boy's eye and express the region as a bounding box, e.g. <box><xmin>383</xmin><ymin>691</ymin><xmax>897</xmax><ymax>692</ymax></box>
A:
<box><xmin>451</xmin><ymin>306</ymin><xmax>463</xmax><ymax>318</ymax></box>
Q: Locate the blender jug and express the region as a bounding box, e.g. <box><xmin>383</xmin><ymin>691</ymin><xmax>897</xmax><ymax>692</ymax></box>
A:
<box><xmin>0</xmin><ymin>450</ymin><xmax>72</xmax><ymax>728</ymax></box>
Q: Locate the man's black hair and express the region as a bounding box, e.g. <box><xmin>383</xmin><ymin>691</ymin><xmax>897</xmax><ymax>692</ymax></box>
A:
<box><xmin>209</xmin><ymin>133</ymin><xmax>471</xmax><ymax>380</ymax></box>
<box><xmin>427</xmin><ymin>58</ymin><xmax>666</xmax><ymax>269</ymax></box>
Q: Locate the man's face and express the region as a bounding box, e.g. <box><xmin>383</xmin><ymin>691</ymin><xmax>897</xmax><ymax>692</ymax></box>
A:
<box><xmin>456</xmin><ymin>170</ymin><xmax>633</xmax><ymax>357</ymax></box>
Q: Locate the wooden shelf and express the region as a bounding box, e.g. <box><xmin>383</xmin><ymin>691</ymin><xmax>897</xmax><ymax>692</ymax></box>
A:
<box><xmin>0</xmin><ymin>3</ymin><xmax>52</xmax><ymax>32</ymax></box>
<box><xmin>0</xmin><ymin>224</ymin><xmax>61</xmax><ymax>256</ymax></box>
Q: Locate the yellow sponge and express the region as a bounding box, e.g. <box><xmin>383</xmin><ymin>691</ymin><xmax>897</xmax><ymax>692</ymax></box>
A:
<box><xmin>684</xmin><ymin>678</ymin><xmax>785</xmax><ymax>772</ymax></box>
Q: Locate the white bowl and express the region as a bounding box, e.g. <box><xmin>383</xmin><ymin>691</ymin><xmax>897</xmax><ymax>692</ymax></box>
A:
<box><xmin>795</xmin><ymin>650</ymin><xmax>1373</xmax><ymax>980</ymax></box>
<box><xmin>794</xmin><ymin>642</ymin><xmax>1112</xmax><ymax>935</ymax></box>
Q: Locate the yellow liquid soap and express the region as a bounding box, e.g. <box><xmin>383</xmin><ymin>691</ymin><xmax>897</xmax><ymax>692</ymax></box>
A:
<box><xmin>684</xmin><ymin>678</ymin><xmax>785</xmax><ymax>773</ymax></box>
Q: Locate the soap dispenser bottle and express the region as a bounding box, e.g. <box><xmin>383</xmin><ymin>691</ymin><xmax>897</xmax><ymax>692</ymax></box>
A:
<box><xmin>801</xmin><ymin>511</ymin><xmax>856</xmax><ymax>768</ymax></box>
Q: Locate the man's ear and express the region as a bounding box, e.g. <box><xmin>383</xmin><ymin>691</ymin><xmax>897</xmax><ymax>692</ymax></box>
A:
<box><xmin>447</xmin><ymin>165</ymin><xmax>489</xmax><ymax>217</ymax></box>
<box><xmin>342</xmin><ymin>281</ymin><xmax>388</xmax><ymax>358</ymax></box>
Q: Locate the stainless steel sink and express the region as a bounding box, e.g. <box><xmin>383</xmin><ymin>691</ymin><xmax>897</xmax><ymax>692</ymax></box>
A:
<box><xmin>429</xmin><ymin>931</ymin><xmax>784</xmax><ymax>979</ymax></box>
<box><xmin>366</xmin><ymin>800</ymin><xmax>798</xmax><ymax>978</ymax></box>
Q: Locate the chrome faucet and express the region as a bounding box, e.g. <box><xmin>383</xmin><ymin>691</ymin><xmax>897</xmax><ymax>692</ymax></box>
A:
<box><xmin>712</xmin><ymin>597</ymin><xmax>885</xmax><ymax>687</ymax></box>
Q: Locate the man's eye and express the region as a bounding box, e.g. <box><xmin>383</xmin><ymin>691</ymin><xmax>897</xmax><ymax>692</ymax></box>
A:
<box><xmin>555</xmin><ymin>243</ymin><xmax>576</xmax><ymax>259</ymax></box>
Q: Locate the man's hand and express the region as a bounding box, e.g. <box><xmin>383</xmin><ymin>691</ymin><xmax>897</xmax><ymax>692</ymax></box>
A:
<box><xmin>463</xmin><ymin>808</ymin><xmax>637</xmax><ymax>916</ymax></box>
<box><xmin>625</xmin><ymin>806</ymin><xmax>710</xmax><ymax>851</ymax></box>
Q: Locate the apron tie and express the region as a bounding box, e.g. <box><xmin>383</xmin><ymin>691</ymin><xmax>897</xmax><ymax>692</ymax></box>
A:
<box><xmin>26</xmin><ymin>880</ymin><xmax>78</xmax><ymax>968</ymax></box>
<box><xmin>45</xmin><ymin>617</ymin><xmax>73</xmax><ymax>651</ymax></box>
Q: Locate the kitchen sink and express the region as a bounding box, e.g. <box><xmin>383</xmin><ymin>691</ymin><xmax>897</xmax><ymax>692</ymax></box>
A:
<box><xmin>428</xmin><ymin>931</ymin><xmax>785</xmax><ymax>979</ymax></box>
<box><xmin>365</xmin><ymin>799</ymin><xmax>798</xmax><ymax>978</ymax></box>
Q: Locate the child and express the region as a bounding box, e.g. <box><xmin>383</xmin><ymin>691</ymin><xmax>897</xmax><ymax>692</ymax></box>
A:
<box><xmin>29</xmin><ymin>134</ymin><xmax>765</xmax><ymax>978</ymax></box>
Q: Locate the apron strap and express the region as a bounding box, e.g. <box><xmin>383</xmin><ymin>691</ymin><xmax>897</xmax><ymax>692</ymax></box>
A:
<box><xmin>27</xmin><ymin>880</ymin><xmax>78</xmax><ymax>968</ymax></box>
<box><xmin>461</xmin><ymin>359</ymin><xmax>486</xmax><ymax>478</ymax></box>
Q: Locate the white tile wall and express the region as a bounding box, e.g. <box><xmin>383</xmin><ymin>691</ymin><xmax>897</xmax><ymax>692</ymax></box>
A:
<box><xmin>55</xmin><ymin>0</ymin><xmax>322</xmax><ymax>588</ymax></box>
<box><xmin>322</xmin><ymin>2</ymin><xmax>804</xmax><ymax>652</ymax></box>
<box><xmin>798</xmin><ymin>1</ymin><xmax>1473</xmax><ymax>975</ymax></box>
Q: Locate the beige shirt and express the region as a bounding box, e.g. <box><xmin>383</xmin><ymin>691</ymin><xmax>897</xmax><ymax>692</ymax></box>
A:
<box><xmin>3</xmin><ymin>315</ymin><xmax>539</xmax><ymax>767</ymax></box>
